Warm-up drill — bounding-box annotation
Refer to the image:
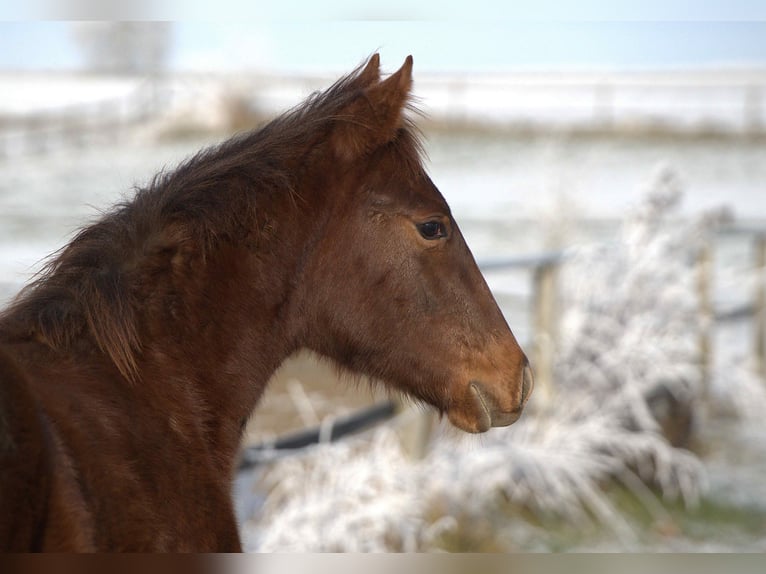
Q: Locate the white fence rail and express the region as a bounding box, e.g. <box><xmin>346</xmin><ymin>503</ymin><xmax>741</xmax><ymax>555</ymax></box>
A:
<box><xmin>2</xmin><ymin>68</ymin><xmax>765</xmax><ymax>161</ymax></box>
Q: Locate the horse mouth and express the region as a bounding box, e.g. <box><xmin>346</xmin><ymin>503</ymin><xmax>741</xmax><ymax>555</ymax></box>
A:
<box><xmin>472</xmin><ymin>382</ymin><xmax>523</xmax><ymax>428</ymax></box>
<box><xmin>448</xmin><ymin>367</ymin><xmax>533</xmax><ymax>433</ymax></box>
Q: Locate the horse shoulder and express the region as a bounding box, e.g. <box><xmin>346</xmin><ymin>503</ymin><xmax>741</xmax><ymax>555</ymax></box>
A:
<box><xmin>0</xmin><ymin>344</ymin><xmax>98</xmax><ymax>551</ymax></box>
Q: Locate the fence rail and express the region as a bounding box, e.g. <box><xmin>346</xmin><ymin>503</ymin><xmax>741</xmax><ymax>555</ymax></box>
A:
<box><xmin>238</xmin><ymin>401</ymin><xmax>397</xmax><ymax>470</ymax></box>
<box><xmin>0</xmin><ymin>84</ymin><xmax>163</xmax><ymax>159</ymax></box>
<box><xmin>4</xmin><ymin>68</ymin><xmax>766</xmax><ymax>162</ymax></box>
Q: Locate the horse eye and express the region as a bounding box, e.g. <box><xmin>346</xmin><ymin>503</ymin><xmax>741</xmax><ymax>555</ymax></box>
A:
<box><xmin>417</xmin><ymin>221</ymin><xmax>446</xmax><ymax>240</ymax></box>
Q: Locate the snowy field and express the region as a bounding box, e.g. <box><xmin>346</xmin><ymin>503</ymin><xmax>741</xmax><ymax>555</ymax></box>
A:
<box><xmin>1</xmin><ymin>72</ymin><xmax>765</xmax><ymax>551</ymax></box>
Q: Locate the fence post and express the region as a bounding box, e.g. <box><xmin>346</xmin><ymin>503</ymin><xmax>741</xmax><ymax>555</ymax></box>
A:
<box><xmin>744</xmin><ymin>85</ymin><xmax>762</xmax><ymax>134</ymax></box>
<box><xmin>532</xmin><ymin>262</ymin><xmax>558</xmax><ymax>404</ymax></box>
<box><xmin>395</xmin><ymin>401</ymin><xmax>434</xmax><ymax>460</ymax></box>
<box><xmin>755</xmin><ymin>234</ymin><xmax>766</xmax><ymax>380</ymax></box>
<box><xmin>594</xmin><ymin>84</ymin><xmax>614</xmax><ymax>127</ymax></box>
<box><xmin>697</xmin><ymin>241</ymin><xmax>714</xmax><ymax>398</ymax></box>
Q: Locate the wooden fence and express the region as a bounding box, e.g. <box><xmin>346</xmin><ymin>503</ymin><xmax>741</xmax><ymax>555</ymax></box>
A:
<box><xmin>0</xmin><ymin>85</ymin><xmax>162</xmax><ymax>159</ymax></box>
<box><xmin>4</xmin><ymin>68</ymin><xmax>765</xmax><ymax>162</ymax></box>
<box><xmin>704</xmin><ymin>227</ymin><xmax>766</xmax><ymax>383</ymax></box>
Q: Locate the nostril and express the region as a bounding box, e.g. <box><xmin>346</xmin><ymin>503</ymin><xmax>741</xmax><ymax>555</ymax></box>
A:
<box><xmin>521</xmin><ymin>365</ymin><xmax>534</xmax><ymax>405</ymax></box>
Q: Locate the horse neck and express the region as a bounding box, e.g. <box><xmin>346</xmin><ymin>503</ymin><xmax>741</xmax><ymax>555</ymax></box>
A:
<box><xmin>136</xmin><ymin>184</ymin><xmax>321</xmax><ymax>452</ymax></box>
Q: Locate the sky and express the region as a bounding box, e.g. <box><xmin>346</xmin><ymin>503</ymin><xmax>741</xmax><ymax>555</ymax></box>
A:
<box><xmin>1</xmin><ymin>18</ymin><xmax>766</xmax><ymax>74</ymax></box>
<box><xmin>172</xmin><ymin>21</ymin><xmax>766</xmax><ymax>74</ymax></box>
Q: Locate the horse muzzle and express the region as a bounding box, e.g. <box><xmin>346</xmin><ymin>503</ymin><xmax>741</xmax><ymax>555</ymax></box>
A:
<box><xmin>464</xmin><ymin>364</ymin><xmax>534</xmax><ymax>432</ymax></box>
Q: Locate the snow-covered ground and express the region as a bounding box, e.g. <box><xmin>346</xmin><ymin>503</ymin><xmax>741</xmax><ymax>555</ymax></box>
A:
<box><xmin>0</xmin><ymin>73</ymin><xmax>143</xmax><ymax>115</ymax></box>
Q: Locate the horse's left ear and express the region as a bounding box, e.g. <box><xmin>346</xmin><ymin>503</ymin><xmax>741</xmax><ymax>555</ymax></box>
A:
<box><xmin>333</xmin><ymin>55</ymin><xmax>413</xmax><ymax>161</ymax></box>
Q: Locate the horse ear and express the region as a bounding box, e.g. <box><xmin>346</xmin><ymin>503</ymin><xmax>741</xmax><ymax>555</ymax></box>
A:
<box><xmin>333</xmin><ymin>55</ymin><xmax>414</xmax><ymax>161</ymax></box>
<box><xmin>354</xmin><ymin>53</ymin><xmax>381</xmax><ymax>88</ymax></box>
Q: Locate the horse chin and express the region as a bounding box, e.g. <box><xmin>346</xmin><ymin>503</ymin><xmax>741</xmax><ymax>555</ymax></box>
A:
<box><xmin>447</xmin><ymin>413</ymin><xmax>491</xmax><ymax>434</ymax></box>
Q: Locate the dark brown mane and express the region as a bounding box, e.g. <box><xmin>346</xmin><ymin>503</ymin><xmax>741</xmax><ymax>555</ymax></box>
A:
<box><xmin>1</xmin><ymin>57</ymin><xmax>424</xmax><ymax>382</ymax></box>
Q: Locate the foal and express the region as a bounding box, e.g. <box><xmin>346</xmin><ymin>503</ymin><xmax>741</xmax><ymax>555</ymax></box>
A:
<box><xmin>0</xmin><ymin>55</ymin><xmax>532</xmax><ymax>551</ymax></box>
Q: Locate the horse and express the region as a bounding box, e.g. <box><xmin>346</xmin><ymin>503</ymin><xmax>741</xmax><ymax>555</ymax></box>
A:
<box><xmin>0</xmin><ymin>54</ymin><xmax>533</xmax><ymax>552</ymax></box>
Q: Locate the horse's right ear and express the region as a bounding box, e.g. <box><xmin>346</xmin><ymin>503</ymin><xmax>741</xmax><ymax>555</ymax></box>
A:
<box><xmin>332</xmin><ymin>55</ymin><xmax>413</xmax><ymax>162</ymax></box>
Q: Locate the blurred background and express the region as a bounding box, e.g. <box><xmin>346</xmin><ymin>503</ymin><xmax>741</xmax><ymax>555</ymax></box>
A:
<box><xmin>1</xmin><ymin>17</ymin><xmax>765</xmax><ymax>551</ymax></box>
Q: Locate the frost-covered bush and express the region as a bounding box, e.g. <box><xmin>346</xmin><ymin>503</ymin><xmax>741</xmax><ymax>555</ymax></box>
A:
<box><xmin>243</xmin><ymin>428</ymin><xmax>434</xmax><ymax>552</ymax></box>
<box><xmin>537</xmin><ymin>166</ymin><xmax>713</xmax><ymax>501</ymax></box>
<box><xmin>244</xmin><ymin>167</ymin><xmax>734</xmax><ymax>552</ymax></box>
<box><xmin>556</xmin><ymin>167</ymin><xmax>705</xmax><ymax>427</ymax></box>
